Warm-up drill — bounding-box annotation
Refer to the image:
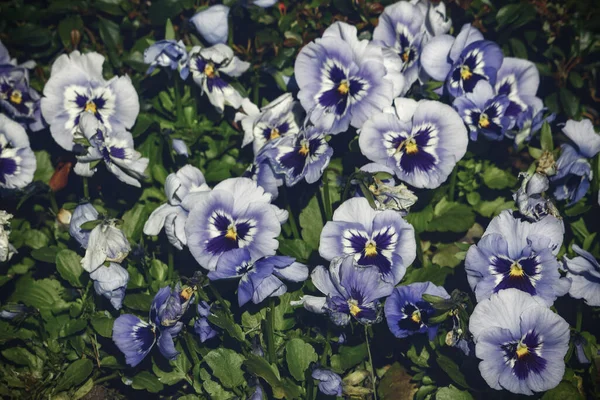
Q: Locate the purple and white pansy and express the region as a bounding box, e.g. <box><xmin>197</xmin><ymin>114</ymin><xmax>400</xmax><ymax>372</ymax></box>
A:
<box><xmin>143</xmin><ymin>40</ymin><xmax>189</xmax><ymax>79</ymax></box>
<box><xmin>562</xmin><ymin>245</ymin><xmax>600</xmax><ymax>307</ymax></box>
<box><xmin>185</xmin><ymin>177</ymin><xmax>287</xmax><ymax>271</ymax></box>
<box><xmin>359</xmin><ymin>98</ymin><xmax>468</xmax><ymax>189</ymax></box>
<box><xmin>295</xmin><ymin>22</ymin><xmax>398</xmax><ymax>134</ymax></box>
<box><xmin>188</xmin><ymin>44</ymin><xmax>250</xmax><ymax>113</ymax></box>
<box><xmin>0</xmin><ymin>114</ymin><xmax>36</xmax><ymax>190</ymax></box>
<box><xmin>144</xmin><ymin>165</ymin><xmax>211</xmax><ymax>250</ymax></box>
<box><xmin>465</xmin><ymin>210</ymin><xmax>570</xmax><ymax>306</ymax></box>
<box><xmin>41</xmin><ymin>51</ymin><xmax>139</xmax><ymax>151</ymax></box>
<box><xmin>319</xmin><ymin>197</ymin><xmax>416</xmax><ymax>285</ymax></box>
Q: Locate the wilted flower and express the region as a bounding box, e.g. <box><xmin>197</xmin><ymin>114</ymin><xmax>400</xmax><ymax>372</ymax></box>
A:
<box><xmin>293</xmin><ymin>255</ymin><xmax>394</xmax><ymax>326</ymax></box>
<box><xmin>81</xmin><ymin>219</ymin><xmax>131</xmax><ymax>273</ymax></box>
<box><xmin>453</xmin><ymin>80</ymin><xmax>512</xmax><ymax>141</ymax></box>
<box><xmin>235</xmin><ymin>94</ymin><xmax>301</xmax><ymax>156</ymax></box>
<box><xmin>0</xmin><ymin>210</ymin><xmax>16</xmax><ymax>263</ymax></box>
<box><xmin>465</xmin><ymin>210</ymin><xmax>569</xmax><ymax>306</ymax></box>
<box><xmin>144</xmin><ymin>165</ymin><xmax>210</xmax><ymax>249</ymax></box>
<box><xmin>312</xmin><ymin>368</ymin><xmax>343</xmax><ymax>396</ymax></box>
<box><xmin>359</xmin><ymin>98</ymin><xmax>468</xmax><ymax>189</ymax></box>
<box><xmin>112</xmin><ymin>285</ymin><xmax>195</xmax><ymax>366</ymax></box>
<box><xmin>193</xmin><ymin>301</ymin><xmax>219</xmax><ymax>342</ymax></box>
<box><xmin>41</xmin><ymin>51</ymin><xmax>139</xmax><ymax>150</ymax></box>
<box><xmin>69</xmin><ymin>202</ymin><xmax>99</xmax><ymax>248</ymax></box>
<box><xmin>563</xmin><ymin>245</ymin><xmax>600</xmax><ymax>307</ymax></box>
<box><xmin>260</xmin><ymin>126</ymin><xmax>333</xmax><ymax>187</ymax></box>
<box><xmin>295</xmin><ymin>22</ymin><xmax>398</xmax><ymax>134</ymax></box>
<box><xmin>0</xmin><ymin>114</ymin><xmax>36</xmax><ymax>189</ymax></box>
<box><xmin>185</xmin><ymin>177</ymin><xmax>287</xmax><ymax>271</ymax></box>
<box><xmin>74</xmin><ymin>113</ymin><xmax>149</xmax><ymax>187</ymax></box>
<box><xmin>384</xmin><ymin>282</ymin><xmax>449</xmax><ymax>340</ymax></box>
<box><xmin>144</xmin><ymin>40</ymin><xmax>189</xmax><ymax>79</ymax></box>
<box><xmin>513</xmin><ymin>172</ymin><xmax>558</xmax><ymax>221</ymax></box>
<box><xmin>550</xmin><ymin>119</ymin><xmax>600</xmax><ymax>205</ymax></box>
<box><xmin>90</xmin><ymin>262</ymin><xmax>129</xmax><ymax>310</ymax></box>
<box><xmin>353</xmin><ymin>164</ymin><xmax>417</xmax><ymax>214</ymax></box>
<box><xmin>469</xmin><ymin>289</ymin><xmax>569</xmax><ymax>395</ymax></box>
<box><xmin>208</xmin><ymin>248</ymin><xmax>308</xmax><ymax>307</ymax></box>
<box><xmin>188</xmin><ymin>44</ymin><xmax>250</xmax><ymax>113</ymax></box>
<box><xmin>189</xmin><ymin>5</ymin><xmax>230</xmax><ymax>45</ymax></box>
<box><xmin>421</xmin><ymin>24</ymin><xmax>503</xmax><ymax>98</ymax></box>
<box><xmin>320</xmin><ymin>197</ymin><xmax>416</xmax><ymax>285</ymax></box>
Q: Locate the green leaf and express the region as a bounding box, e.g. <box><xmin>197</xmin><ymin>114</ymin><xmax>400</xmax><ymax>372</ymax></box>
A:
<box><xmin>165</xmin><ymin>18</ymin><xmax>176</xmax><ymax>40</ymax></box>
<box><xmin>481</xmin><ymin>166</ymin><xmax>518</xmax><ymax>190</ymax></box>
<box><xmin>285</xmin><ymin>338</ymin><xmax>318</xmax><ymax>381</ymax></box>
<box><xmin>2</xmin><ymin>347</ymin><xmax>43</xmax><ymax>370</ymax></box>
<box><xmin>122</xmin><ymin>204</ymin><xmax>150</xmax><ymax>242</ymax></box>
<box><xmin>431</xmin><ymin>244</ymin><xmax>463</xmax><ymax>268</ymax></box>
<box><xmin>427</xmin><ymin>198</ymin><xmax>475</xmax><ymax>233</ymax></box>
<box><xmin>60</xmin><ymin>319</ymin><xmax>88</xmax><ymax>337</ymax></box>
<box><xmin>207</xmin><ymin>309</ymin><xmax>245</xmax><ymax>343</ymax></box>
<box><xmin>56</xmin><ymin>249</ymin><xmax>85</xmax><ymax>287</ymax></box>
<box><xmin>377</xmin><ymin>362</ymin><xmax>417</xmax><ymax>400</ymax></box>
<box><xmin>24</xmin><ymin>229</ymin><xmax>50</xmax><ymax>249</ymax></box>
<box><xmin>243</xmin><ymin>354</ymin><xmax>302</xmax><ymax>399</ymax></box>
<box><xmin>199</xmin><ymin>368</ymin><xmax>233</xmax><ymax>400</ymax></box>
<box><xmin>405</xmin><ymin>205</ymin><xmax>434</xmax><ymax>232</ymax></box>
<box><xmin>298</xmin><ymin>194</ymin><xmax>324</xmax><ymax>250</ymax></box>
<box><xmin>10</xmin><ymin>276</ymin><xmax>69</xmax><ymax>318</ymax></box>
<box><xmin>330</xmin><ymin>343</ymin><xmax>368</xmax><ymax>373</ymax></box>
<box><xmin>277</xmin><ymin>239</ymin><xmax>312</xmax><ymax>263</ymax></box>
<box><xmin>94</xmin><ymin>0</ymin><xmax>126</xmax><ymax>15</ymax></box>
<box><xmin>30</xmin><ymin>246</ymin><xmax>59</xmax><ymax>263</ymax></box>
<box><xmin>131</xmin><ymin>371</ymin><xmax>164</xmax><ymax>393</ymax></box>
<box><xmin>90</xmin><ymin>313</ymin><xmax>114</xmax><ymax>338</ymax></box>
<box><xmin>474</xmin><ymin>197</ymin><xmax>513</xmax><ymax>218</ymax></box>
<box><xmin>123</xmin><ymin>293</ymin><xmax>153</xmax><ymax>312</ymax></box>
<box><xmin>204</xmin><ymin>348</ymin><xmax>245</xmax><ymax>389</ymax></box>
<box><xmin>435</xmin><ymin>385</ymin><xmax>473</xmax><ymax>400</ymax></box>
<box><xmin>403</xmin><ymin>264</ymin><xmax>452</xmax><ymax>286</ymax></box>
<box><xmin>33</xmin><ymin>151</ymin><xmax>54</xmax><ymax>184</ymax></box>
<box><xmin>149</xmin><ymin>259</ymin><xmax>168</xmax><ymax>282</ymax></box>
<box><xmin>540</xmin><ymin>121</ymin><xmax>554</xmax><ymax>151</ymax></box>
<box><xmin>79</xmin><ymin>219</ymin><xmax>102</xmax><ymax>230</ymax></box>
<box><xmin>98</xmin><ymin>17</ymin><xmax>122</xmax><ymax>68</ymax></box>
<box><xmin>541</xmin><ymin>381</ymin><xmax>584</xmax><ymax>400</ymax></box>
<box><xmin>73</xmin><ymin>378</ymin><xmax>94</xmax><ymax>400</ymax></box>
<box><xmin>568</xmin><ymin>72</ymin><xmax>584</xmax><ymax>89</ymax></box>
<box><xmin>407</xmin><ymin>344</ymin><xmax>429</xmax><ymax>368</ymax></box>
<box><xmin>436</xmin><ymin>353</ymin><xmax>470</xmax><ymax>389</ymax></box>
<box><xmin>559</xmin><ymin>87</ymin><xmax>579</xmax><ymax>118</ymax></box>
<box><xmin>273</xmin><ymin>292</ymin><xmax>297</xmax><ymax>331</ymax></box>
<box><xmin>57</xmin><ymin>15</ymin><xmax>84</xmax><ymax>49</ymax></box>
<box><xmin>55</xmin><ymin>359</ymin><xmax>94</xmax><ymax>392</ymax></box>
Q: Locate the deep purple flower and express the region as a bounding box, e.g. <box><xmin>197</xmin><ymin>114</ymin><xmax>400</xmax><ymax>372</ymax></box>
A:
<box><xmin>465</xmin><ymin>210</ymin><xmax>569</xmax><ymax>306</ymax></box>
<box><xmin>185</xmin><ymin>177</ymin><xmax>287</xmax><ymax>271</ymax></box>
<box><xmin>359</xmin><ymin>98</ymin><xmax>468</xmax><ymax>189</ymax></box>
<box><xmin>384</xmin><ymin>282</ymin><xmax>449</xmax><ymax>340</ymax></box>
<box><xmin>312</xmin><ymin>368</ymin><xmax>343</xmax><ymax>396</ymax></box>
<box><xmin>563</xmin><ymin>245</ymin><xmax>600</xmax><ymax>307</ymax></box>
<box><xmin>193</xmin><ymin>301</ymin><xmax>219</xmax><ymax>342</ymax></box>
<box><xmin>469</xmin><ymin>289</ymin><xmax>569</xmax><ymax>395</ymax></box>
<box><xmin>320</xmin><ymin>197</ymin><xmax>416</xmax><ymax>284</ymax></box>
<box><xmin>0</xmin><ymin>114</ymin><xmax>36</xmax><ymax>189</ymax></box>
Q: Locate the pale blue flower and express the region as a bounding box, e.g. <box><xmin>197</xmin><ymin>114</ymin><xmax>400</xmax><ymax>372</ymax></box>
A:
<box><xmin>190</xmin><ymin>5</ymin><xmax>230</xmax><ymax>45</ymax></box>
<box><xmin>563</xmin><ymin>245</ymin><xmax>600</xmax><ymax>307</ymax></box>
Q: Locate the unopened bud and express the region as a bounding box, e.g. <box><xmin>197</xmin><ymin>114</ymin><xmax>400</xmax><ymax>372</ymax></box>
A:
<box><xmin>49</xmin><ymin>161</ymin><xmax>72</xmax><ymax>192</ymax></box>
<box><xmin>70</xmin><ymin>29</ymin><xmax>81</xmax><ymax>49</ymax></box>
<box><xmin>56</xmin><ymin>208</ymin><xmax>72</xmax><ymax>226</ymax></box>
<box><xmin>343</xmin><ymin>369</ymin><xmax>369</xmax><ymax>386</ymax></box>
<box><xmin>537</xmin><ymin>151</ymin><xmax>556</xmax><ymax>176</ymax></box>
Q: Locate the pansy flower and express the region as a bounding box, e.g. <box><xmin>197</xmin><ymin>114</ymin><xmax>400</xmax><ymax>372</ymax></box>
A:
<box><xmin>453</xmin><ymin>80</ymin><xmax>512</xmax><ymax>141</ymax></box>
<box><xmin>469</xmin><ymin>289</ymin><xmax>569</xmax><ymax>395</ymax></box>
<box><xmin>373</xmin><ymin>1</ymin><xmax>425</xmax><ymax>94</ymax></box>
<box><xmin>550</xmin><ymin>119</ymin><xmax>600</xmax><ymax>205</ymax></box>
<box><xmin>292</xmin><ymin>255</ymin><xmax>394</xmax><ymax>326</ymax></box>
<box><xmin>319</xmin><ymin>197</ymin><xmax>416</xmax><ymax>285</ymax></box>
<box><xmin>260</xmin><ymin>126</ymin><xmax>333</xmax><ymax>187</ymax></box>
<box><xmin>242</xmin><ymin>160</ymin><xmax>282</xmax><ymax>200</ymax></box>
<box><xmin>41</xmin><ymin>51</ymin><xmax>139</xmax><ymax>151</ymax></box>
<box><xmin>563</xmin><ymin>245</ymin><xmax>600</xmax><ymax>307</ymax></box>
<box><xmin>74</xmin><ymin>113</ymin><xmax>149</xmax><ymax>187</ymax></box>
<box><xmin>0</xmin><ymin>210</ymin><xmax>16</xmax><ymax>263</ymax></box>
<box><xmin>188</xmin><ymin>44</ymin><xmax>250</xmax><ymax>113</ymax></box>
<box><xmin>421</xmin><ymin>24</ymin><xmax>503</xmax><ymax>98</ymax></box>
<box><xmin>112</xmin><ymin>284</ymin><xmax>195</xmax><ymax>366</ymax></box>
<box><xmin>0</xmin><ymin>114</ymin><xmax>36</xmax><ymax>190</ymax></box>
<box><xmin>295</xmin><ymin>22</ymin><xmax>398</xmax><ymax>134</ymax></box>
<box><xmin>495</xmin><ymin>58</ymin><xmax>541</xmax><ymax>118</ymax></box>
<box><xmin>0</xmin><ymin>40</ymin><xmax>36</xmax><ymax>70</ymax></box>
<box><xmin>69</xmin><ymin>202</ymin><xmax>99</xmax><ymax>248</ymax></box>
<box><xmin>189</xmin><ymin>5</ymin><xmax>230</xmax><ymax>45</ymax></box>
<box><xmin>312</xmin><ymin>368</ymin><xmax>343</xmax><ymax>396</ymax></box>
<box><xmin>144</xmin><ymin>40</ymin><xmax>189</xmax><ymax>79</ymax></box>
<box><xmin>185</xmin><ymin>177</ymin><xmax>287</xmax><ymax>271</ymax></box>
<box><xmin>359</xmin><ymin>98</ymin><xmax>468</xmax><ymax>189</ymax></box>
<box><xmin>0</xmin><ymin>67</ymin><xmax>43</xmax><ymax>132</ymax></box>
<box><xmin>235</xmin><ymin>94</ymin><xmax>302</xmax><ymax>156</ymax></box>
<box><xmin>90</xmin><ymin>262</ymin><xmax>129</xmax><ymax>310</ymax></box>
<box><xmin>208</xmin><ymin>248</ymin><xmax>308</xmax><ymax>306</ymax></box>
<box><xmin>144</xmin><ymin>165</ymin><xmax>211</xmax><ymax>249</ymax></box>
<box><xmin>465</xmin><ymin>210</ymin><xmax>570</xmax><ymax>306</ymax></box>
<box><xmin>384</xmin><ymin>282</ymin><xmax>449</xmax><ymax>340</ymax></box>
<box><xmin>81</xmin><ymin>218</ymin><xmax>131</xmax><ymax>273</ymax></box>
<box><xmin>512</xmin><ymin>97</ymin><xmax>554</xmax><ymax>147</ymax></box>
<box><xmin>194</xmin><ymin>301</ymin><xmax>219</xmax><ymax>342</ymax></box>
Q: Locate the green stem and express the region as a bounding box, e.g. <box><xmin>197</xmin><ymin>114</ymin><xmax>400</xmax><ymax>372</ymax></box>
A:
<box><xmin>167</xmin><ymin>246</ymin><xmax>174</xmax><ymax>281</ymax></box>
<box><xmin>95</xmin><ymin>372</ymin><xmax>119</xmax><ymax>385</ymax></box>
<box><xmin>82</xmin><ymin>177</ymin><xmax>89</xmax><ymax>199</ymax></box>
<box><xmin>365</xmin><ymin>325</ymin><xmax>377</xmax><ymax>400</ymax></box>
<box><xmin>320</xmin><ymin>326</ymin><xmax>331</xmax><ymax>364</ymax></box>
<box><xmin>252</xmin><ymin>71</ymin><xmax>261</xmax><ymax>106</ymax></box>
<box><xmin>576</xmin><ymin>302</ymin><xmax>583</xmax><ymax>332</ymax></box>
<box><xmin>282</xmin><ymin>187</ymin><xmax>300</xmax><ymax>240</ymax></box>
<box><xmin>208</xmin><ymin>283</ymin><xmax>232</xmax><ymax>317</ymax></box>
<box><xmin>305</xmin><ymin>368</ymin><xmax>316</xmax><ymax>400</ymax></box>
<box><xmin>322</xmin><ymin>170</ymin><xmax>332</xmax><ymax>221</ymax></box>
<box><xmin>174</xmin><ymin>77</ymin><xmax>184</xmax><ymax>125</ymax></box>
<box><xmin>448</xmin><ymin>167</ymin><xmax>458</xmax><ymax>202</ymax></box>
<box><xmin>265</xmin><ymin>297</ymin><xmax>276</xmax><ymax>364</ymax></box>
<box><xmin>49</xmin><ymin>191</ymin><xmax>58</xmax><ymax>214</ymax></box>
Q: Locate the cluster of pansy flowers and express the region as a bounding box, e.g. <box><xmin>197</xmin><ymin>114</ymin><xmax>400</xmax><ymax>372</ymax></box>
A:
<box><xmin>0</xmin><ymin>0</ymin><xmax>599</xmax><ymax>398</ymax></box>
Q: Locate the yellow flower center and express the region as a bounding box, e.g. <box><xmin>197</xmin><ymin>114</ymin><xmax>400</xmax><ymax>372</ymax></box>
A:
<box><xmin>85</xmin><ymin>100</ymin><xmax>97</xmax><ymax>114</ymax></box>
<box><xmin>402</xmin><ymin>48</ymin><xmax>410</xmax><ymax>63</ymax></box>
<box><xmin>204</xmin><ymin>63</ymin><xmax>215</xmax><ymax>78</ymax></box>
<box><xmin>298</xmin><ymin>140</ymin><xmax>310</xmax><ymax>156</ymax></box>
<box><xmin>516</xmin><ymin>342</ymin><xmax>529</xmax><ymax>358</ymax></box>
<box><xmin>478</xmin><ymin>113</ymin><xmax>490</xmax><ymax>128</ymax></box>
<box><xmin>337</xmin><ymin>80</ymin><xmax>350</xmax><ymax>95</ymax></box>
<box><xmin>225</xmin><ymin>225</ymin><xmax>237</xmax><ymax>241</ymax></box>
<box><xmin>180</xmin><ymin>287</ymin><xmax>194</xmax><ymax>301</ymax></box>
<box><xmin>411</xmin><ymin>310</ymin><xmax>421</xmax><ymax>323</ymax></box>
<box><xmin>509</xmin><ymin>261</ymin><xmax>525</xmax><ymax>277</ymax></box>
<box><xmin>269</xmin><ymin>128</ymin><xmax>280</xmax><ymax>140</ymax></box>
<box><xmin>460</xmin><ymin>65</ymin><xmax>472</xmax><ymax>80</ymax></box>
<box><xmin>396</xmin><ymin>138</ymin><xmax>419</xmax><ymax>155</ymax></box>
<box><xmin>10</xmin><ymin>90</ymin><xmax>22</xmax><ymax>105</ymax></box>
<box><xmin>348</xmin><ymin>299</ymin><xmax>361</xmax><ymax>316</ymax></box>
<box><xmin>364</xmin><ymin>241</ymin><xmax>377</xmax><ymax>257</ymax></box>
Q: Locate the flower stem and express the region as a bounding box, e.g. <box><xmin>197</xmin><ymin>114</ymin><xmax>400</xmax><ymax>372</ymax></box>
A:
<box><xmin>167</xmin><ymin>245</ymin><xmax>174</xmax><ymax>281</ymax></box>
<box><xmin>253</xmin><ymin>71</ymin><xmax>261</xmax><ymax>106</ymax></box>
<box><xmin>49</xmin><ymin>191</ymin><xmax>58</xmax><ymax>214</ymax></box>
<box><xmin>282</xmin><ymin>187</ymin><xmax>300</xmax><ymax>240</ymax></box>
<box><xmin>576</xmin><ymin>301</ymin><xmax>583</xmax><ymax>332</ymax></box>
<box><xmin>322</xmin><ymin>170</ymin><xmax>332</xmax><ymax>221</ymax></box>
<box><xmin>95</xmin><ymin>372</ymin><xmax>119</xmax><ymax>385</ymax></box>
<box><xmin>365</xmin><ymin>325</ymin><xmax>377</xmax><ymax>400</ymax></box>
<box><xmin>174</xmin><ymin>77</ymin><xmax>184</xmax><ymax>125</ymax></box>
<box><xmin>208</xmin><ymin>283</ymin><xmax>232</xmax><ymax>317</ymax></box>
<box><xmin>82</xmin><ymin>177</ymin><xmax>89</xmax><ymax>199</ymax></box>
<box><xmin>265</xmin><ymin>297</ymin><xmax>276</xmax><ymax>364</ymax></box>
<box><xmin>448</xmin><ymin>166</ymin><xmax>458</xmax><ymax>202</ymax></box>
